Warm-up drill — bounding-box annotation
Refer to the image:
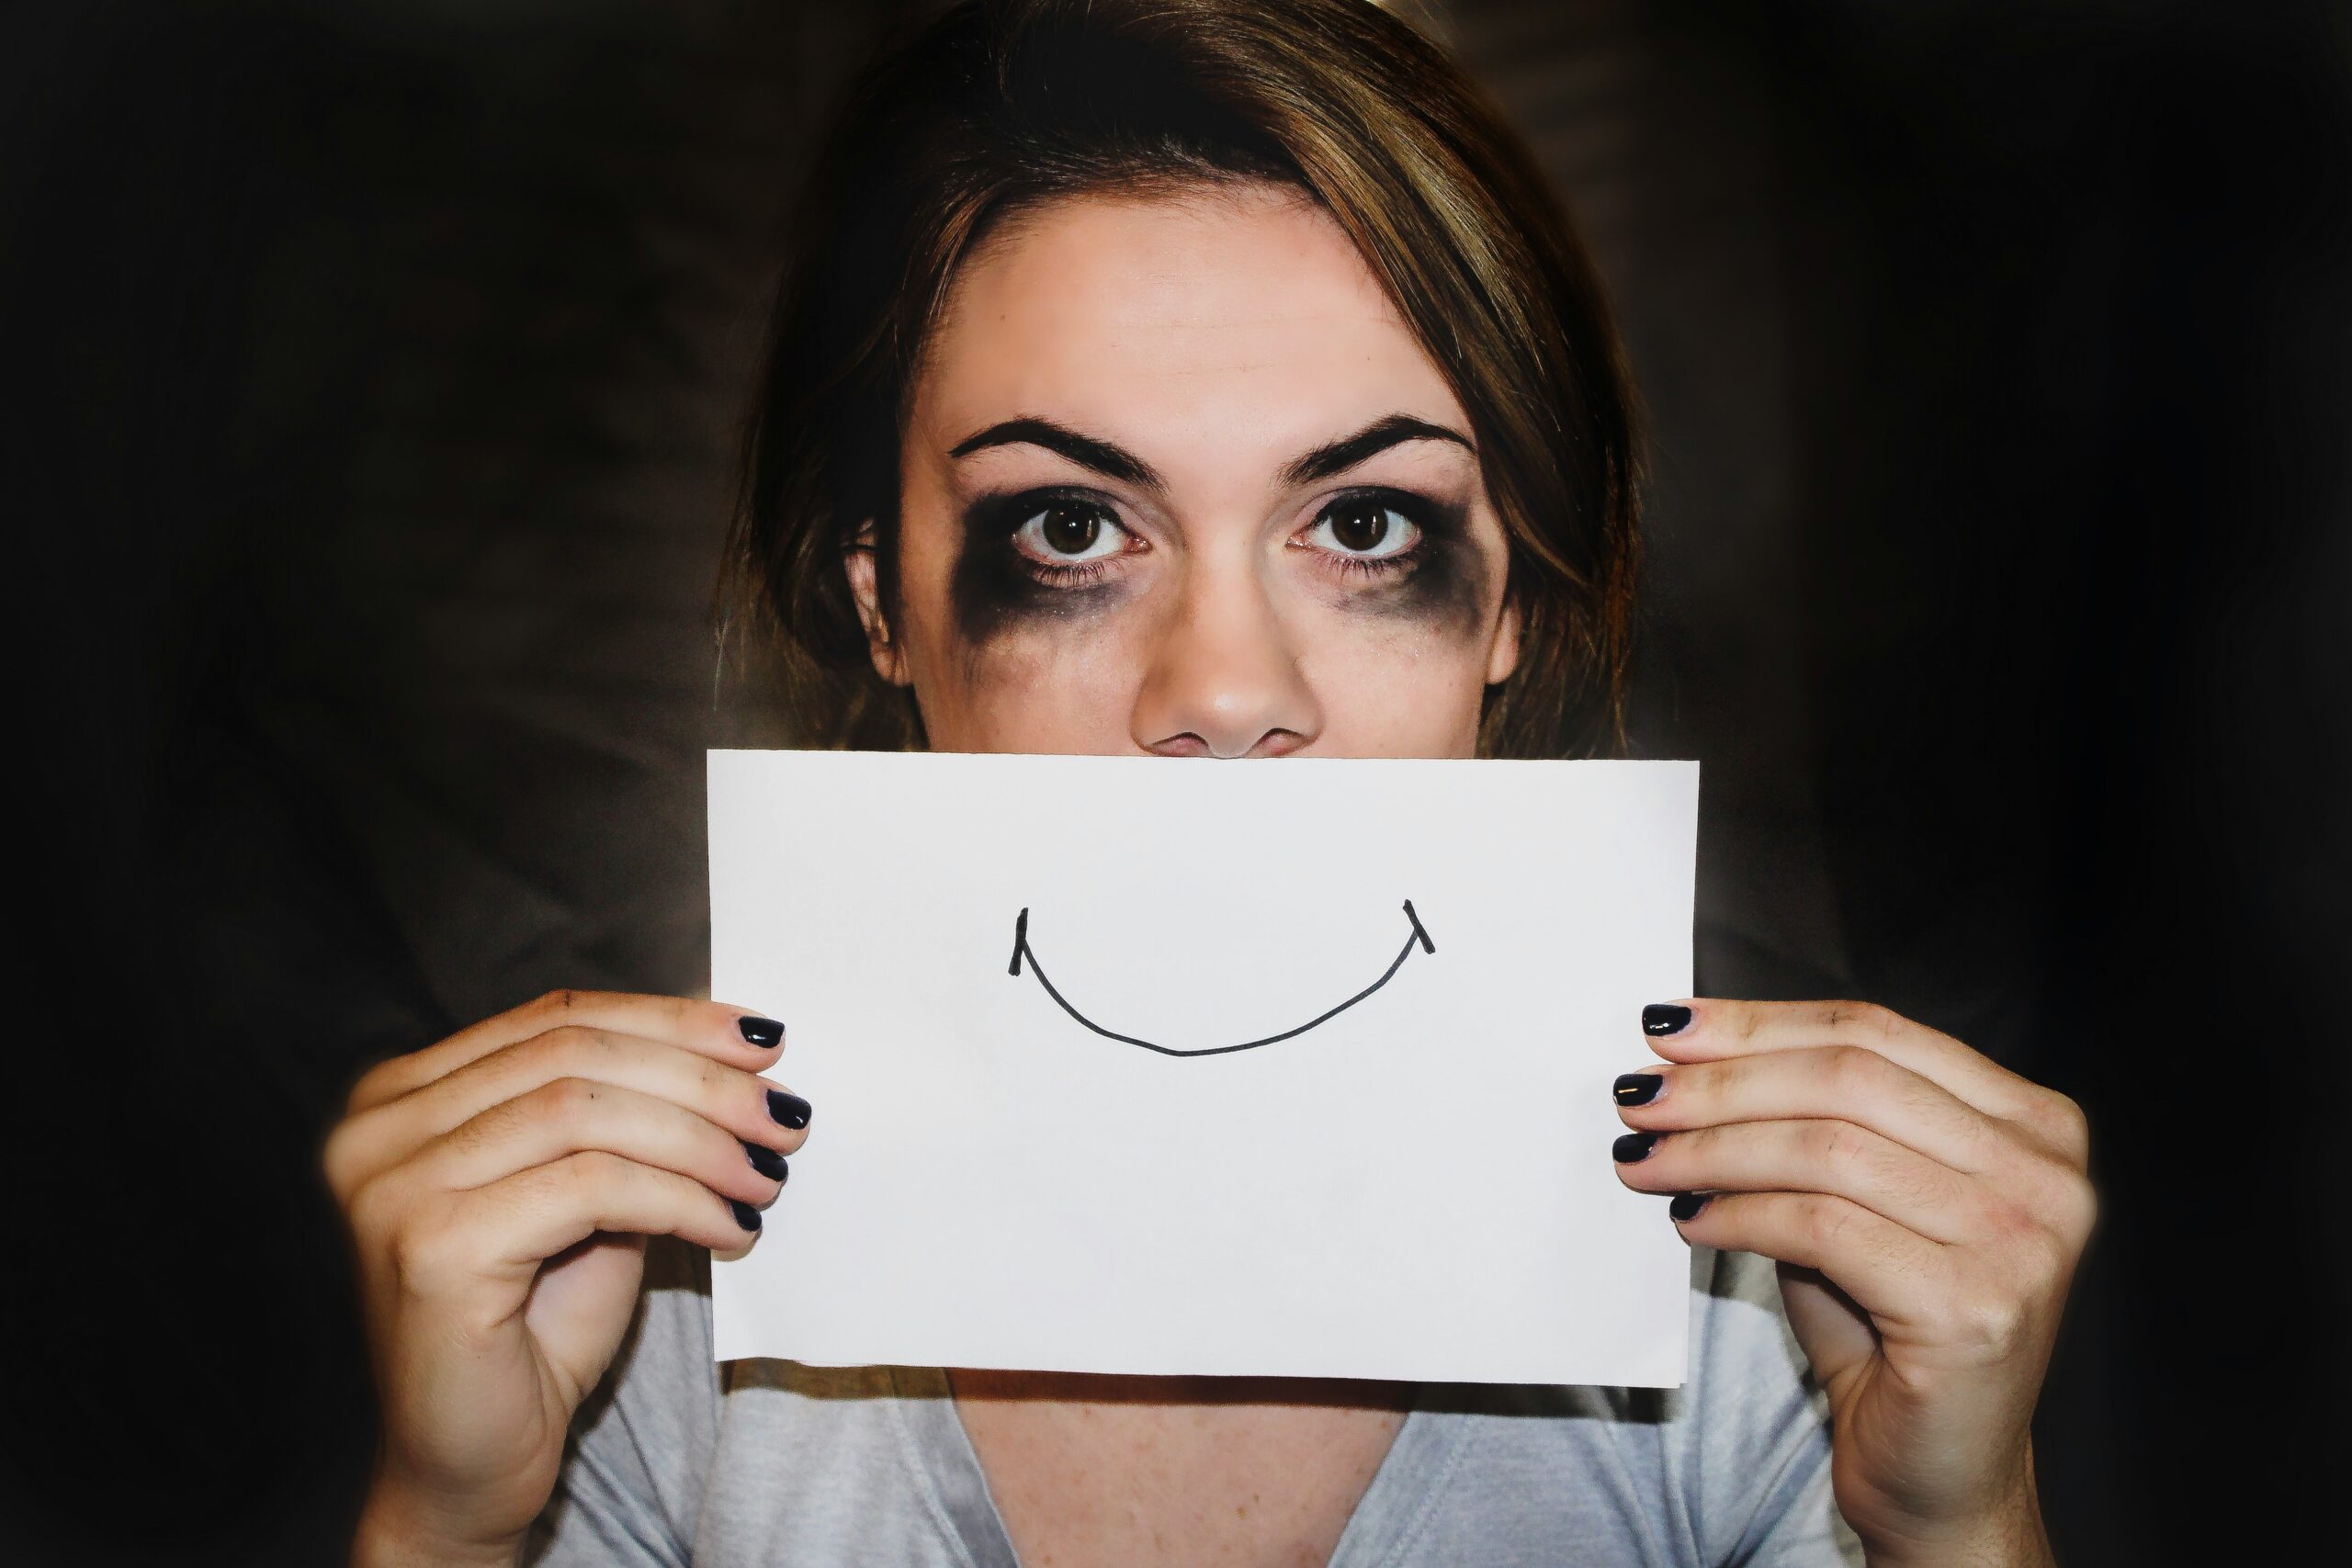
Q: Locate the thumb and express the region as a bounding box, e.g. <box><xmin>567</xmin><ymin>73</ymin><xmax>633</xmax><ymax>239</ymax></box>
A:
<box><xmin>1777</xmin><ymin>1259</ymin><xmax>1878</xmax><ymax>1402</ymax></box>
<box><xmin>525</xmin><ymin>1231</ymin><xmax>652</xmax><ymax>1409</ymax></box>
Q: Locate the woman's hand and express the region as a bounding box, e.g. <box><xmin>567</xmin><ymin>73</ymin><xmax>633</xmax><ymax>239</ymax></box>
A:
<box><xmin>323</xmin><ymin>990</ymin><xmax>810</xmax><ymax>1566</ymax></box>
<box><xmin>1610</xmin><ymin>999</ymin><xmax>2094</xmax><ymax>1568</ymax></box>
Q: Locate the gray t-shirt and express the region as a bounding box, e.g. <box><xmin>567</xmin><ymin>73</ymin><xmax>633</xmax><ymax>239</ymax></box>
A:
<box><xmin>523</xmin><ymin>1236</ymin><xmax>1866</xmax><ymax>1566</ymax></box>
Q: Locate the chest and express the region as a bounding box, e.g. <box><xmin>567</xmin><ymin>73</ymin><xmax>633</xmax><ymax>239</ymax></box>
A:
<box><xmin>949</xmin><ymin>1374</ymin><xmax>1411</xmax><ymax>1568</ymax></box>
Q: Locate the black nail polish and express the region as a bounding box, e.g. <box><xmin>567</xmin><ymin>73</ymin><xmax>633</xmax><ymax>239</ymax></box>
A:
<box><xmin>1612</xmin><ymin>1131</ymin><xmax>1658</xmax><ymax>1163</ymax></box>
<box><xmin>1643</xmin><ymin>1004</ymin><xmax>1693</xmax><ymax>1037</ymax></box>
<box><xmin>1613</xmin><ymin>1072</ymin><xmax>1664</xmax><ymax>1106</ymax></box>
<box><xmin>1669</xmin><ymin>1191</ymin><xmax>1712</xmax><ymax>1223</ymax></box>
<box><xmin>738</xmin><ymin>1016</ymin><xmax>785</xmax><ymax>1047</ymax></box>
<box><xmin>767</xmin><ymin>1089</ymin><xmax>812</xmax><ymax>1130</ymax></box>
<box><xmin>743</xmin><ymin>1141</ymin><xmax>789</xmax><ymax>1182</ymax></box>
<box><xmin>728</xmin><ymin>1198</ymin><xmax>763</xmax><ymax>1233</ymax></box>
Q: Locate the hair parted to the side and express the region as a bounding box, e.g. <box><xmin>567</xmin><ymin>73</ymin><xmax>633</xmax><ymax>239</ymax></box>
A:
<box><xmin>722</xmin><ymin>0</ymin><xmax>1644</xmax><ymax>758</ymax></box>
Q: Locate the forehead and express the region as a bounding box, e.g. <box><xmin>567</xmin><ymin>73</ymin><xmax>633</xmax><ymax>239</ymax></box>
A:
<box><xmin>910</xmin><ymin>185</ymin><xmax>1466</xmax><ymax>472</ymax></box>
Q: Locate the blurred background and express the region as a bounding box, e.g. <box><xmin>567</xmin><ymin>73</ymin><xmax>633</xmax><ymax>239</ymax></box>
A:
<box><xmin>3</xmin><ymin>1</ymin><xmax>2345</xmax><ymax>1562</ymax></box>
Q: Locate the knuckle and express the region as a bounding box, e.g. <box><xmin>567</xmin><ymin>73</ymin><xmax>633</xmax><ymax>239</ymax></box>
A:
<box><xmin>1821</xmin><ymin>1043</ymin><xmax>1884</xmax><ymax>1095</ymax></box>
<box><xmin>530</xmin><ymin>1023</ymin><xmax>608</xmax><ymax>1072</ymax></box>
<box><xmin>524</xmin><ymin>987</ymin><xmax>614</xmax><ymax>1029</ymax></box>
<box><xmin>560</xmin><ymin>1148</ymin><xmax>630</xmax><ymax>1203</ymax></box>
<box><xmin>321</xmin><ymin>1119</ymin><xmax>368</xmax><ymax>1201</ymax></box>
<box><xmin>531</xmin><ymin>987</ymin><xmax>582</xmax><ymax>1019</ymax></box>
<box><xmin>1799</xmin><ymin>1193</ymin><xmax>1852</xmax><ymax>1250</ymax></box>
<box><xmin>1812</xmin><ymin>1120</ymin><xmax>1870</xmax><ymax>1173</ymax></box>
<box><xmin>2034</xmin><ymin>1168</ymin><xmax>2098</xmax><ymax>1252</ymax></box>
<box><xmin>384</xmin><ymin>1209</ymin><xmax>463</xmax><ymax>1293</ymax></box>
<box><xmin>1826</xmin><ymin>999</ymin><xmax>1895</xmax><ymax>1036</ymax></box>
<box><xmin>344</xmin><ymin>1170</ymin><xmax>401</xmax><ymax>1242</ymax></box>
<box><xmin>2066</xmin><ymin>1175</ymin><xmax>2102</xmax><ymax>1242</ymax></box>
<box><xmin>537</xmin><ymin>1075</ymin><xmax>603</xmax><ymax>1125</ymax></box>
<box><xmin>345</xmin><ymin>1058</ymin><xmax>403</xmax><ymax>1117</ymax></box>
<box><xmin>1951</xmin><ymin>1288</ymin><xmax>2030</xmax><ymax>1359</ymax></box>
<box><xmin>2015</xmin><ymin>1151</ymin><xmax>2094</xmax><ymax>1229</ymax></box>
<box><xmin>2036</xmin><ymin>1089</ymin><xmax>2091</xmax><ymax>1158</ymax></box>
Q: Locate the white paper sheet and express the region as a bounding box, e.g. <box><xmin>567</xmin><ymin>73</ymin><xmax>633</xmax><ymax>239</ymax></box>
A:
<box><xmin>707</xmin><ymin>750</ymin><xmax>1698</xmax><ymax>1386</ymax></box>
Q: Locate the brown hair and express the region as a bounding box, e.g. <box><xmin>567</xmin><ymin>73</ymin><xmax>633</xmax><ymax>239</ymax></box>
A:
<box><xmin>725</xmin><ymin>0</ymin><xmax>1643</xmax><ymax>758</ymax></box>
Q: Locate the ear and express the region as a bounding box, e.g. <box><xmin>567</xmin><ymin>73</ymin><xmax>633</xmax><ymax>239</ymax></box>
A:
<box><xmin>1484</xmin><ymin>589</ymin><xmax>1523</xmax><ymax>686</ymax></box>
<box><xmin>843</xmin><ymin>518</ymin><xmax>911</xmax><ymax>687</ymax></box>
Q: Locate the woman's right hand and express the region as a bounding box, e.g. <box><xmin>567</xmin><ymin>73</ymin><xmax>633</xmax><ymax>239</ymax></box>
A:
<box><xmin>324</xmin><ymin>990</ymin><xmax>809</xmax><ymax>1566</ymax></box>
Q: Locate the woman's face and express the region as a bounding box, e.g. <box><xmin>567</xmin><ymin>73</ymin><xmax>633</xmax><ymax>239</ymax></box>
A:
<box><xmin>848</xmin><ymin>183</ymin><xmax>1520</xmax><ymax>759</ymax></box>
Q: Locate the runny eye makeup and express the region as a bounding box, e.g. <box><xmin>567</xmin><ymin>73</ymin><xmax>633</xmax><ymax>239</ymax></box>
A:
<box><xmin>950</xmin><ymin>486</ymin><xmax>1142</xmax><ymax>640</ymax></box>
<box><xmin>942</xmin><ymin>412</ymin><xmax>1495</xmax><ymax>645</ymax></box>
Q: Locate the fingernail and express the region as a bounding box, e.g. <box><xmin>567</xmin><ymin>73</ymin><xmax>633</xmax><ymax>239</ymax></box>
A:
<box><xmin>728</xmin><ymin>1198</ymin><xmax>763</xmax><ymax>1233</ymax></box>
<box><xmin>739</xmin><ymin>1016</ymin><xmax>785</xmax><ymax>1047</ymax></box>
<box><xmin>767</xmin><ymin>1089</ymin><xmax>812</xmax><ymax>1130</ymax></box>
<box><xmin>1643</xmin><ymin>1003</ymin><xmax>1693</xmax><ymax>1036</ymax></box>
<box><xmin>743</xmin><ymin>1141</ymin><xmax>789</xmax><ymax>1182</ymax></box>
<box><xmin>1669</xmin><ymin>1191</ymin><xmax>1712</xmax><ymax>1223</ymax></box>
<box><xmin>1613</xmin><ymin>1072</ymin><xmax>1665</xmax><ymax>1106</ymax></box>
<box><xmin>1612</xmin><ymin>1131</ymin><xmax>1658</xmax><ymax>1163</ymax></box>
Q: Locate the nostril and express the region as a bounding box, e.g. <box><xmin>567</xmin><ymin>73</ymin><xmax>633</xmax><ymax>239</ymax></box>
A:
<box><xmin>1148</xmin><ymin>728</ymin><xmax>1305</xmax><ymax>759</ymax></box>
<box><xmin>1249</xmin><ymin>728</ymin><xmax>1309</xmax><ymax>758</ymax></box>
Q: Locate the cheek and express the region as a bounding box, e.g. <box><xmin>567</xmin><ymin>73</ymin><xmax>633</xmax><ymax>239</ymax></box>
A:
<box><xmin>889</xmin><ymin>514</ymin><xmax>1138</xmax><ymax>750</ymax></box>
<box><xmin>902</xmin><ymin>592</ymin><xmax>1150</xmax><ymax>752</ymax></box>
<box><xmin>1301</xmin><ymin>626</ymin><xmax>1492</xmax><ymax>751</ymax></box>
<box><xmin>1294</xmin><ymin>538</ymin><xmax>1502</xmax><ymax>748</ymax></box>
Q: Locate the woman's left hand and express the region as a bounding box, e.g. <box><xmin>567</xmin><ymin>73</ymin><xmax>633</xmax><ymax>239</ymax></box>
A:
<box><xmin>1610</xmin><ymin>998</ymin><xmax>2096</xmax><ymax>1568</ymax></box>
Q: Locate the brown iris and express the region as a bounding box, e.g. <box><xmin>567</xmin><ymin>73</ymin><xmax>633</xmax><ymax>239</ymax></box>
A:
<box><xmin>1039</xmin><ymin>503</ymin><xmax>1102</xmax><ymax>556</ymax></box>
<box><xmin>1327</xmin><ymin>498</ymin><xmax>1392</xmax><ymax>552</ymax></box>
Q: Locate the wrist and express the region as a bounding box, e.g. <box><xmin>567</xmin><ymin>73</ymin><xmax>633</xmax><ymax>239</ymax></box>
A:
<box><xmin>1858</xmin><ymin>1458</ymin><xmax>2055</xmax><ymax>1568</ymax></box>
<box><xmin>352</xmin><ymin>1476</ymin><xmax>526</xmax><ymax>1568</ymax></box>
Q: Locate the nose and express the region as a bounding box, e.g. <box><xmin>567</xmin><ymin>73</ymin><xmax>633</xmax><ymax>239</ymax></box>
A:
<box><xmin>1129</xmin><ymin>553</ymin><xmax>1324</xmax><ymax>758</ymax></box>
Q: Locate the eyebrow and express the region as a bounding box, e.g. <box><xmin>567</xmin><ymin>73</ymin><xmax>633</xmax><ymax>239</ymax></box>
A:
<box><xmin>948</xmin><ymin>417</ymin><xmax>1162</xmax><ymax>488</ymax></box>
<box><xmin>1283</xmin><ymin>413</ymin><xmax>1476</xmax><ymax>488</ymax></box>
<box><xmin>946</xmin><ymin>412</ymin><xmax>1475</xmax><ymax>492</ymax></box>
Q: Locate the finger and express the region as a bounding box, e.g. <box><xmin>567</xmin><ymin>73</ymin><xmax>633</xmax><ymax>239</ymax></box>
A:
<box><xmin>332</xmin><ymin>1026</ymin><xmax>809</xmax><ymax>1196</ymax></box>
<box><xmin>1614</xmin><ymin>1045</ymin><xmax>2010</xmax><ymax>1175</ymax></box>
<box><xmin>348</xmin><ymin>989</ymin><xmax>785</xmax><ymax>1113</ymax></box>
<box><xmin>406</xmin><ymin>1077</ymin><xmax>788</xmax><ymax>1213</ymax></box>
<box><xmin>1667</xmin><ymin>1188</ymin><xmax>1955</xmax><ymax>1332</ymax></box>
<box><xmin>1638</xmin><ymin>998</ymin><xmax>2058</xmax><ymax>1136</ymax></box>
<box><xmin>427</xmin><ymin>1152</ymin><xmax>762</xmax><ymax>1285</ymax></box>
<box><xmin>1614</xmin><ymin>1118</ymin><xmax>1981</xmax><ymax>1244</ymax></box>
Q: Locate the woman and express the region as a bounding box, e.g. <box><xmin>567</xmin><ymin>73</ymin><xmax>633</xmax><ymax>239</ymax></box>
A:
<box><xmin>328</xmin><ymin>2</ymin><xmax>2095</xmax><ymax>1563</ymax></box>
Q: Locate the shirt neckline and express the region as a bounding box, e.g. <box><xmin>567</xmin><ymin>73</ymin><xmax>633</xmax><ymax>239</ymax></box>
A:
<box><xmin>885</xmin><ymin>1367</ymin><xmax>1470</xmax><ymax>1568</ymax></box>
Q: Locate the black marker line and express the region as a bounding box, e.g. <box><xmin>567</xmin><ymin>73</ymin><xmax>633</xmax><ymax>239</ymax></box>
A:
<box><xmin>1008</xmin><ymin>900</ymin><xmax>1435</xmax><ymax>1058</ymax></box>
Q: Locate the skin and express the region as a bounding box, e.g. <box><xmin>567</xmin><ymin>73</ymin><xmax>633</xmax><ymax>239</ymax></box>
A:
<box><xmin>334</xmin><ymin>185</ymin><xmax>2090</xmax><ymax>1568</ymax></box>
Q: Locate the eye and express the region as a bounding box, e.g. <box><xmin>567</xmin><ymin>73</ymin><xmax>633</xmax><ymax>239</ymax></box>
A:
<box><xmin>1303</xmin><ymin>494</ymin><xmax>1422</xmax><ymax>560</ymax></box>
<box><xmin>1009</xmin><ymin>499</ymin><xmax>1130</xmax><ymax>565</ymax></box>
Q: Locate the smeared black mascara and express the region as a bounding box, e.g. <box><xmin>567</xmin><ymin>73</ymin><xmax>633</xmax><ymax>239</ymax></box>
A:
<box><xmin>950</xmin><ymin>488</ymin><xmax>1130</xmax><ymax>642</ymax></box>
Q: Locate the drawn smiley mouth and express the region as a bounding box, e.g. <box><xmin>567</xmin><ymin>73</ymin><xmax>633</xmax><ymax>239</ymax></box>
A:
<box><xmin>1006</xmin><ymin>900</ymin><xmax>1437</xmax><ymax>1058</ymax></box>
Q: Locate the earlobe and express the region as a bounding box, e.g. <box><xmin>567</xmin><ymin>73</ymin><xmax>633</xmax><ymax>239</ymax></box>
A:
<box><xmin>1484</xmin><ymin>592</ymin><xmax>1523</xmax><ymax>686</ymax></box>
<box><xmin>843</xmin><ymin>520</ymin><xmax>911</xmax><ymax>687</ymax></box>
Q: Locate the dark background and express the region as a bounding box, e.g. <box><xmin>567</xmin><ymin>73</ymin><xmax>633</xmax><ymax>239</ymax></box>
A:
<box><xmin>4</xmin><ymin>1</ymin><xmax>2346</xmax><ymax>1563</ymax></box>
